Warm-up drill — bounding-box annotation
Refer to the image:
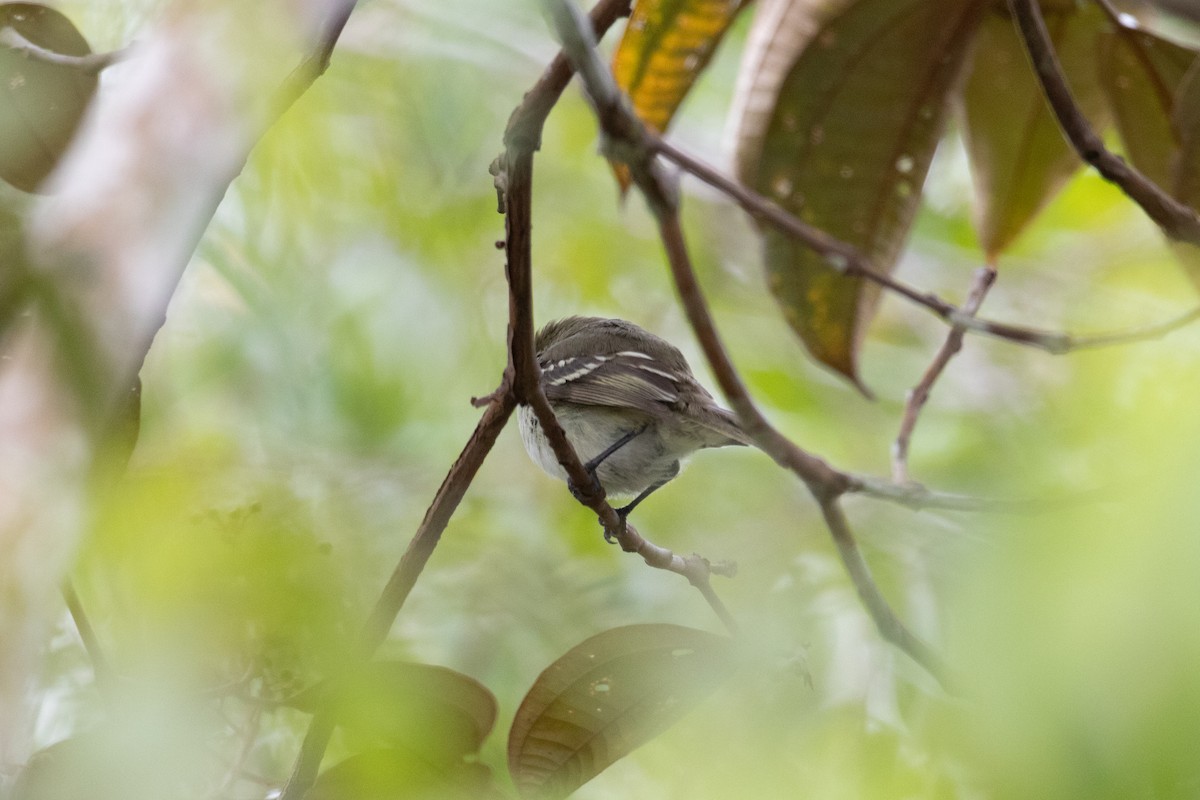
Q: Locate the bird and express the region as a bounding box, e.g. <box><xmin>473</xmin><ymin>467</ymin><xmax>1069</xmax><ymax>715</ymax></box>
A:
<box><xmin>517</xmin><ymin>316</ymin><xmax>750</xmax><ymax>519</ymax></box>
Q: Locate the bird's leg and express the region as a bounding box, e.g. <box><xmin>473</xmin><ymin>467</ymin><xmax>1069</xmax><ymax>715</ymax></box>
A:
<box><xmin>615</xmin><ymin>460</ymin><xmax>680</xmax><ymax>520</ymax></box>
<box><xmin>568</xmin><ymin>424</ymin><xmax>649</xmax><ymax>503</ymax></box>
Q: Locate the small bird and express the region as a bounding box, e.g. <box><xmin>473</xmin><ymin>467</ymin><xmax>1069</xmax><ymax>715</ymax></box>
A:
<box><xmin>518</xmin><ymin>316</ymin><xmax>750</xmax><ymax>518</ymax></box>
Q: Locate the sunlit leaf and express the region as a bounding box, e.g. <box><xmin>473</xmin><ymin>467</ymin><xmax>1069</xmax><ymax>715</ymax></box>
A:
<box><xmin>308</xmin><ymin>749</ymin><xmax>494</xmax><ymax>800</ymax></box>
<box><xmin>0</xmin><ymin>3</ymin><xmax>97</xmax><ymax>193</ymax></box>
<box><xmin>290</xmin><ymin>661</ymin><xmax>497</xmax><ymax>760</ymax></box>
<box><xmin>1099</xmin><ymin>29</ymin><xmax>1195</xmax><ymax>188</ymax></box>
<box><xmin>507</xmin><ymin>624</ymin><xmax>737</xmax><ymax>800</ymax></box>
<box><xmin>730</xmin><ymin>0</ymin><xmax>986</xmax><ymax>386</ymax></box>
<box><xmin>610</xmin><ymin>0</ymin><xmax>747</xmax><ymax>189</ymax></box>
<box><xmin>960</xmin><ymin>5</ymin><xmax>1110</xmax><ymax>257</ymax></box>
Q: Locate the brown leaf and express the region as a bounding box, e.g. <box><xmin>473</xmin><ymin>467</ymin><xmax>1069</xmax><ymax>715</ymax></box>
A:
<box><xmin>0</xmin><ymin>3</ymin><xmax>98</xmax><ymax>193</ymax></box>
<box><xmin>1100</xmin><ymin>28</ymin><xmax>1195</xmax><ymax>189</ymax></box>
<box><xmin>730</xmin><ymin>0</ymin><xmax>986</xmax><ymax>386</ymax></box>
<box><xmin>960</xmin><ymin>5</ymin><xmax>1111</xmax><ymax>257</ymax></box>
<box><xmin>610</xmin><ymin>0</ymin><xmax>747</xmax><ymax>189</ymax></box>
<box><xmin>612</xmin><ymin>0</ymin><xmax>747</xmax><ymax>131</ymax></box>
<box><xmin>507</xmin><ymin>624</ymin><xmax>737</xmax><ymax>800</ymax></box>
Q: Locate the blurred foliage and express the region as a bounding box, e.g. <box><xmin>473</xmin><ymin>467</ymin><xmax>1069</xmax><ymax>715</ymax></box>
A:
<box><xmin>0</xmin><ymin>3</ymin><xmax>97</xmax><ymax>193</ymax></box>
<box><xmin>7</xmin><ymin>0</ymin><xmax>1200</xmax><ymax>799</ymax></box>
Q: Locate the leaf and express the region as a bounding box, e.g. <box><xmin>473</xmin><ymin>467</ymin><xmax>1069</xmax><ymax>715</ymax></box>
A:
<box><xmin>308</xmin><ymin>749</ymin><xmax>495</xmax><ymax>800</ymax></box>
<box><xmin>12</xmin><ymin>735</ymin><xmax>177</xmax><ymax>800</ymax></box>
<box><xmin>959</xmin><ymin>5</ymin><xmax>1111</xmax><ymax>257</ymax></box>
<box><xmin>1099</xmin><ymin>28</ymin><xmax>1196</xmax><ymax>189</ymax></box>
<box><xmin>0</xmin><ymin>3</ymin><xmax>98</xmax><ymax>192</ymax></box>
<box><xmin>1171</xmin><ymin>59</ymin><xmax>1200</xmax><ymax>200</ymax></box>
<box><xmin>610</xmin><ymin>0</ymin><xmax>747</xmax><ymax>189</ymax></box>
<box><xmin>1164</xmin><ymin>59</ymin><xmax>1200</xmax><ymax>286</ymax></box>
<box><xmin>507</xmin><ymin>624</ymin><xmax>737</xmax><ymax>800</ymax></box>
<box><xmin>289</xmin><ymin>661</ymin><xmax>497</xmax><ymax>761</ymax></box>
<box><xmin>1107</xmin><ymin>0</ymin><xmax>1200</xmax><ymax>50</ymax></box>
<box><xmin>729</xmin><ymin>0</ymin><xmax>987</xmax><ymax>386</ymax></box>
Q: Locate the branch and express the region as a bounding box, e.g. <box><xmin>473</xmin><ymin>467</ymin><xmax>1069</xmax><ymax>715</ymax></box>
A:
<box><xmin>62</xmin><ymin>581</ymin><xmax>116</xmax><ymax>692</ymax></box>
<box><xmin>651</xmin><ymin>138</ymin><xmax>1200</xmax><ymax>355</ymax></box>
<box><xmin>817</xmin><ymin>498</ymin><xmax>954</xmax><ymax>689</ymax></box>
<box><xmin>892</xmin><ymin>266</ymin><xmax>996</xmax><ymax>484</ymax></box>
<box><xmin>542</xmin><ymin>0</ymin><xmax>950</xmax><ymax>688</ymax></box>
<box><xmin>278</xmin><ymin>2</ymin><xmax>684</xmax><ymax>796</ymax></box>
<box><xmin>1</xmin><ymin>0</ymin><xmax>361</xmax><ymax>763</ymax></box>
<box><xmin>0</xmin><ymin>26</ymin><xmax>127</xmax><ymax>75</ymax></box>
<box><xmin>278</xmin><ymin>393</ymin><xmax>515</xmax><ymax>800</ymax></box>
<box><xmin>1009</xmin><ymin>0</ymin><xmax>1200</xmax><ymax>245</ymax></box>
<box><xmin>497</xmin><ymin>0</ymin><xmax>741</xmax><ymax>631</ymax></box>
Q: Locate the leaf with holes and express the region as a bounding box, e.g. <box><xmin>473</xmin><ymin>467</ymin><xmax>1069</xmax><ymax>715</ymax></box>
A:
<box><xmin>0</xmin><ymin>3</ymin><xmax>98</xmax><ymax>192</ymax></box>
<box><xmin>730</xmin><ymin>0</ymin><xmax>986</xmax><ymax>387</ymax></box>
<box><xmin>610</xmin><ymin>0</ymin><xmax>747</xmax><ymax>189</ymax></box>
<box><xmin>507</xmin><ymin>624</ymin><xmax>737</xmax><ymax>800</ymax></box>
<box><xmin>1099</xmin><ymin>29</ymin><xmax>1195</xmax><ymax>189</ymax></box>
<box><xmin>959</xmin><ymin>5</ymin><xmax>1110</xmax><ymax>257</ymax></box>
<box><xmin>288</xmin><ymin>661</ymin><xmax>497</xmax><ymax>762</ymax></box>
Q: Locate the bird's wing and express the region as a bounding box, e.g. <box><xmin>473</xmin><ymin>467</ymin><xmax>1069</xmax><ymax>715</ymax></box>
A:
<box><xmin>539</xmin><ymin>350</ymin><xmax>680</xmax><ymax>413</ymax></box>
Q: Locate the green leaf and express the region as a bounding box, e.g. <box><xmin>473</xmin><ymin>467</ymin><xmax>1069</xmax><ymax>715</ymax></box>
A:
<box><xmin>1099</xmin><ymin>30</ymin><xmax>1195</xmax><ymax>189</ymax></box>
<box><xmin>308</xmin><ymin>749</ymin><xmax>495</xmax><ymax>800</ymax></box>
<box><xmin>959</xmin><ymin>5</ymin><xmax>1111</xmax><ymax>257</ymax></box>
<box><xmin>0</xmin><ymin>3</ymin><xmax>98</xmax><ymax>193</ymax></box>
<box><xmin>507</xmin><ymin>624</ymin><xmax>737</xmax><ymax>800</ymax></box>
<box><xmin>730</xmin><ymin>0</ymin><xmax>986</xmax><ymax>386</ymax></box>
<box><xmin>289</xmin><ymin>661</ymin><xmax>497</xmax><ymax>761</ymax></box>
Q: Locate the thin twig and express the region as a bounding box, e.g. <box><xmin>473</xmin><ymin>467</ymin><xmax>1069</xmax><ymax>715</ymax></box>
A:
<box><xmin>0</xmin><ymin>27</ymin><xmax>127</xmax><ymax>75</ymax></box>
<box><xmin>1009</xmin><ymin>0</ymin><xmax>1200</xmax><ymax>245</ymax></box>
<box><xmin>816</xmin><ymin>498</ymin><xmax>953</xmax><ymax>689</ymax></box>
<box><xmin>61</xmin><ymin>581</ymin><xmax>116</xmax><ymax>692</ymax></box>
<box><xmin>278</xmin><ymin>392</ymin><xmax>516</xmax><ymax>800</ymax></box>
<box><xmin>651</xmin><ymin>137</ymin><xmax>1200</xmax><ymax>354</ymax></box>
<box><xmin>892</xmin><ymin>266</ymin><xmax>997</xmax><ymax>484</ymax></box>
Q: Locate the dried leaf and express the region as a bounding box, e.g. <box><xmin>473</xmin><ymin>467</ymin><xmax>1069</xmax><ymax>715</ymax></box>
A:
<box><xmin>507</xmin><ymin>624</ymin><xmax>737</xmax><ymax>800</ymax></box>
<box><xmin>730</xmin><ymin>0</ymin><xmax>986</xmax><ymax>386</ymax></box>
<box><xmin>1099</xmin><ymin>29</ymin><xmax>1195</xmax><ymax>188</ymax></box>
<box><xmin>0</xmin><ymin>3</ymin><xmax>97</xmax><ymax>193</ymax></box>
<box><xmin>610</xmin><ymin>0</ymin><xmax>746</xmax><ymax>188</ymax></box>
<box><xmin>960</xmin><ymin>5</ymin><xmax>1110</xmax><ymax>257</ymax></box>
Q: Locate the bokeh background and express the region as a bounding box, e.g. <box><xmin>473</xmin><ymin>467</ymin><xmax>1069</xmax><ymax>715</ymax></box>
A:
<box><xmin>12</xmin><ymin>0</ymin><xmax>1200</xmax><ymax>797</ymax></box>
